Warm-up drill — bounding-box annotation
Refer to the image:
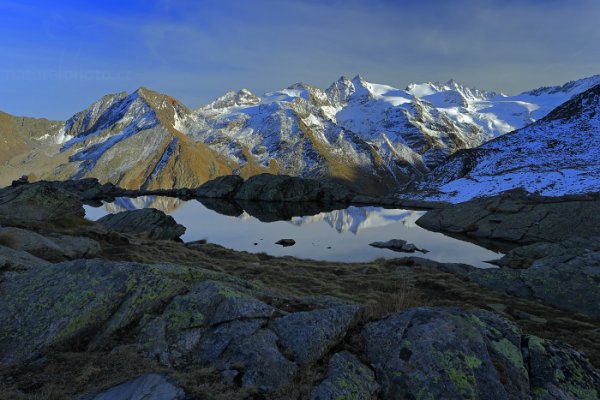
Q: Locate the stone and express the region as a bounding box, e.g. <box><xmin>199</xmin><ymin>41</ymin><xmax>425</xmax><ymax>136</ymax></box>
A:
<box><xmin>0</xmin><ymin>260</ymin><xmax>186</xmax><ymax>364</ymax></box>
<box><xmin>269</xmin><ymin>305</ymin><xmax>360</xmax><ymax>365</ymax></box>
<box><xmin>0</xmin><ymin>182</ymin><xmax>85</xmax><ymax>228</ymax></box>
<box><xmin>310</xmin><ymin>351</ymin><xmax>379</xmax><ymax>400</ymax></box>
<box><xmin>369</xmin><ymin>239</ymin><xmax>428</xmax><ymax>253</ymax></box>
<box><xmin>234</xmin><ymin>173</ymin><xmax>355</xmax><ymax>202</ymax></box>
<box><xmin>97</xmin><ymin>208</ymin><xmax>186</xmax><ymax>240</ymax></box>
<box><xmin>0</xmin><ymin>244</ymin><xmax>49</xmax><ymax>272</ymax></box>
<box><xmin>76</xmin><ymin>373</ymin><xmax>185</xmax><ymax>400</ymax></box>
<box><xmin>416</xmin><ymin>190</ymin><xmax>600</xmax><ymax>247</ymax></box>
<box><xmin>275</xmin><ymin>239</ymin><xmax>296</xmax><ymax>247</ymax></box>
<box><xmin>0</xmin><ymin>227</ymin><xmax>101</xmax><ymax>262</ymax></box>
<box><xmin>194</xmin><ymin>175</ymin><xmax>244</xmax><ymax>199</ymax></box>
<box><xmin>362</xmin><ymin>307</ymin><xmax>530</xmax><ymax>400</ymax></box>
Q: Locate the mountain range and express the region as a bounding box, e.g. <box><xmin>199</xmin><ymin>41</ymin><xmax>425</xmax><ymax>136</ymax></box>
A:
<box><xmin>1</xmin><ymin>74</ymin><xmax>599</xmax><ymax>198</ymax></box>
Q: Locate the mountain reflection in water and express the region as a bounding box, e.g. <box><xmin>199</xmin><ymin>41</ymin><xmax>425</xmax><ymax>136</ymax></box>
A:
<box><xmin>85</xmin><ymin>196</ymin><xmax>502</xmax><ymax>268</ymax></box>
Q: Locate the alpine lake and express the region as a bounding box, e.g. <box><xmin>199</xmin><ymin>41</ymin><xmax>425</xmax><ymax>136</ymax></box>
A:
<box><xmin>85</xmin><ymin>196</ymin><xmax>503</xmax><ymax>268</ymax></box>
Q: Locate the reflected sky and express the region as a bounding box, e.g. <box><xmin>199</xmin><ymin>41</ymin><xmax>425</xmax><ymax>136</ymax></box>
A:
<box><xmin>85</xmin><ymin>197</ymin><xmax>502</xmax><ymax>268</ymax></box>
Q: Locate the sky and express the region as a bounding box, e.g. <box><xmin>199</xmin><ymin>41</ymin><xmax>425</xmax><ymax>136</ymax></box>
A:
<box><xmin>0</xmin><ymin>0</ymin><xmax>599</xmax><ymax>120</ymax></box>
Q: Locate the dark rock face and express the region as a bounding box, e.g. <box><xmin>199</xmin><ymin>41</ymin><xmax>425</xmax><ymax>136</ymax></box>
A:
<box><xmin>77</xmin><ymin>373</ymin><xmax>186</xmax><ymax>400</ymax></box>
<box><xmin>235</xmin><ymin>173</ymin><xmax>355</xmax><ymax>202</ymax></box>
<box><xmin>416</xmin><ymin>190</ymin><xmax>600</xmax><ymax>246</ymax></box>
<box><xmin>362</xmin><ymin>307</ymin><xmax>600</xmax><ymax>400</ymax></box>
<box><xmin>0</xmin><ymin>182</ymin><xmax>85</xmax><ymax>227</ymax></box>
<box><xmin>97</xmin><ymin>208</ymin><xmax>186</xmax><ymax>240</ymax></box>
<box><xmin>310</xmin><ymin>351</ymin><xmax>379</xmax><ymax>400</ymax></box>
<box><xmin>269</xmin><ymin>305</ymin><xmax>361</xmax><ymax>365</ymax></box>
<box><xmin>194</xmin><ymin>175</ymin><xmax>244</xmax><ymax>199</ymax></box>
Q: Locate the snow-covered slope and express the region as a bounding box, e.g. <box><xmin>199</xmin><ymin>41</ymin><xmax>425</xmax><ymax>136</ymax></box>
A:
<box><xmin>51</xmin><ymin>87</ymin><xmax>232</xmax><ymax>189</ymax></box>
<box><xmin>188</xmin><ymin>74</ymin><xmax>600</xmax><ymax>193</ymax></box>
<box><xmin>412</xmin><ymin>83</ymin><xmax>600</xmax><ymax>202</ymax></box>
<box><xmin>3</xmin><ymin>74</ymin><xmax>599</xmax><ymax>193</ymax></box>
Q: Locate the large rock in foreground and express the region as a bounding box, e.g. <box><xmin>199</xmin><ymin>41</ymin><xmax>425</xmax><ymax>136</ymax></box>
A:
<box><xmin>97</xmin><ymin>208</ymin><xmax>186</xmax><ymax>240</ymax></box>
<box><xmin>362</xmin><ymin>307</ymin><xmax>600</xmax><ymax>400</ymax></box>
<box><xmin>234</xmin><ymin>173</ymin><xmax>355</xmax><ymax>202</ymax></box>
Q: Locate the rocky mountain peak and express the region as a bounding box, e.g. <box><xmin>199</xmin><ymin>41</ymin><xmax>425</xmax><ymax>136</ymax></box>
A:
<box><xmin>541</xmin><ymin>83</ymin><xmax>600</xmax><ymax>123</ymax></box>
<box><xmin>208</xmin><ymin>89</ymin><xmax>260</xmax><ymax>109</ymax></box>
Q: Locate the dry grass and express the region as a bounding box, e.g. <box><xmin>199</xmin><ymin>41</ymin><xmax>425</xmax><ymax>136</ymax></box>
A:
<box><xmin>0</xmin><ymin>231</ymin><xmax>19</xmax><ymax>248</ymax></box>
<box><xmin>364</xmin><ymin>276</ymin><xmax>423</xmax><ymax>320</ymax></box>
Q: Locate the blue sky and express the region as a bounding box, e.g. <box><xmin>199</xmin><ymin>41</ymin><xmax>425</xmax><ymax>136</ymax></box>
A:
<box><xmin>1</xmin><ymin>0</ymin><xmax>599</xmax><ymax>120</ymax></box>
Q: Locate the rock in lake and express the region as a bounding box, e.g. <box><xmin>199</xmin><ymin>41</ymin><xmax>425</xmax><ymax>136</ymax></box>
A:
<box><xmin>97</xmin><ymin>208</ymin><xmax>186</xmax><ymax>240</ymax></box>
<box><xmin>369</xmin><ymin>239</ymin><xmax>428</xmax><ymax>253</ymax></box>
<box><xmin>275</xmin><ymin>239</ymin><xmax>296</xmax><ymax>247</ymax></box>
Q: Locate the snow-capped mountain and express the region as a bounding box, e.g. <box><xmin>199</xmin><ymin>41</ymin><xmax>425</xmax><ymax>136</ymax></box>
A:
<box><xmin>411</xmin><ymin>83</ymin><xmax>600</xmax><ymax>202</ymax></box>
<box><xmin>1</xmin><ymin>74</ymin><xmax>599</xmax><ymax>193</ymax></box>
<box><xmin>186</xmin><ymin>74</ymin><xmax>600</xmax><ymax>193</ymax></box>
<box><xmin>51</xmin><ymin>87</ymin><xmax>233</xmax><ymax>189</ymax></box>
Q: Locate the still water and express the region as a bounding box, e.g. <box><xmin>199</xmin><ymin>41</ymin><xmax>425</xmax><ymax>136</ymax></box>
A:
<box><xmin>85</xmin><ymin>196</ymin><xmax>501</xmax><ymax>268</ymax></box>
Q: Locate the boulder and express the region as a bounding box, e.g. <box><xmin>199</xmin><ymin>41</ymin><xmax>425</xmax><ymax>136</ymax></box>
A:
<box><xmin>0</xmin><ymin>260</ymin><xmax>186</xmax><ymax>364</ymax></box>
<box><xmin>416</xmin><ymin>190</ymin><xmax>600</xmax><ymax>247</ymax></box>
<box><xmin>77</xmin><ymin>373</ymin><xmax>185</xmax><ymax>400</ymax></box>
<box><xmin>362</xmin><ymin>307</ymin><xmax>600</xmax><ymax>400</ymax></box>
<box><xmin>97</xmin><ymin>208</ymin><xmax>186</xmax><ymax>240</ymax></box>
<box><xmin>369</xmin><ymin>239</ymin><xmax>428</xmax><ymax>253</ymax></box>
<box><xmin>310</xmin><ymin>351</ymin><xmax>379</xmax><ymax>400</ymax></box>
<box><xmin>0</xmin><ymin>227</ymin><xmax>101</xmax><ymax>262</ymax></box>
<box><xmin>234</xmin><ymin>173</ymin><xmax>354</xmax><ymax>202</ymax></box>
<box><xmin>275</xmin><ymin>239</ymin><xmax>296</xmax><ymax>247</ymax></box>
<box><xmin>269</xmin><ymin>305</ymin><xmax>361</xmax><ymax>365</ymax></box>
<box><xmin>0</xmin><ymin>244</ymin><xmax>49</xmax><ymax>272</ymax></box>
<box><xmin>194</xmin><ymin>175</ymin><xmax>244</xmax><ymax>199</ymax></box>
<box><xmin>0</xmin><ymin>182</ymin><xmax>85</xmax><ymax>227</ymax></box>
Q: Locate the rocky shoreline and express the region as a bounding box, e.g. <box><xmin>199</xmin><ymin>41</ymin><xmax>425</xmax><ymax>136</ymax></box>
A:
<box><xmin>1</xmin><ymin>179</ymin><xmax>599</xmax><ymax>399</ymax></box>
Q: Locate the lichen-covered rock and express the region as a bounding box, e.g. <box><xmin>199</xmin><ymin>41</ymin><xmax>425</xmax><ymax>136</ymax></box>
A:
<box><xmin>76</xmin><ymin>373</ymin><xmax>185</xmax><ymax>400</ymax></box>
<box><xmin>310</xmin><ymin>351</ymin><xmax>379</xmax><ymax>400</ymax></box>
<box><xmin>525</xmin><ymin>336</ymin><xmax>600</xmax><ymax>400</ymax></box>
<box><xmin>0</xmin><ymin>244</ymin><xmax>49</xmax><ymax>272</ymax></box>
<box><xmin>234</xmin><ymin>173</ymin><xmax>355</xmax><ymax>202</ymax></box>
<box><xmin>362</xmin><ymin>307</ymin><xmax>530</xmax><ymax>400</ymax></box>
<box><xmin>97</xmin><ymin>208</ymin><xmax>186</xmax><ymax>240</ymax></box>
<box><xmin>217</xmin><ymin>329</ymin><xmax>298</xmax><ymax>392</ymax></box>
<box><xmin>138</xmin><ymin>280</ymin><xmax>275</xmax><ymax>366</ymax></box>
<box><xmin>269</xmin><ymin>305</ymin><xmax>360</xmax><ymax>365</ymax></box>
<box><xmin>194</xmin><ymin>175</ymin><xmax>244</xmax><ymax>199</ymax></box>
<box><xmin>0</xmin><ymin>182</ymin><xmax>85</xmax><ymax>227</ymax></box>
<box><xmin>362</xmin><ymin>307</ymin><xmax>600</xmax><ymax>399</ymax></box>
<box><xmin>0</xmin><ymin>260</ymin><xmax>186</xmax><ymax>363</ymax></box>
